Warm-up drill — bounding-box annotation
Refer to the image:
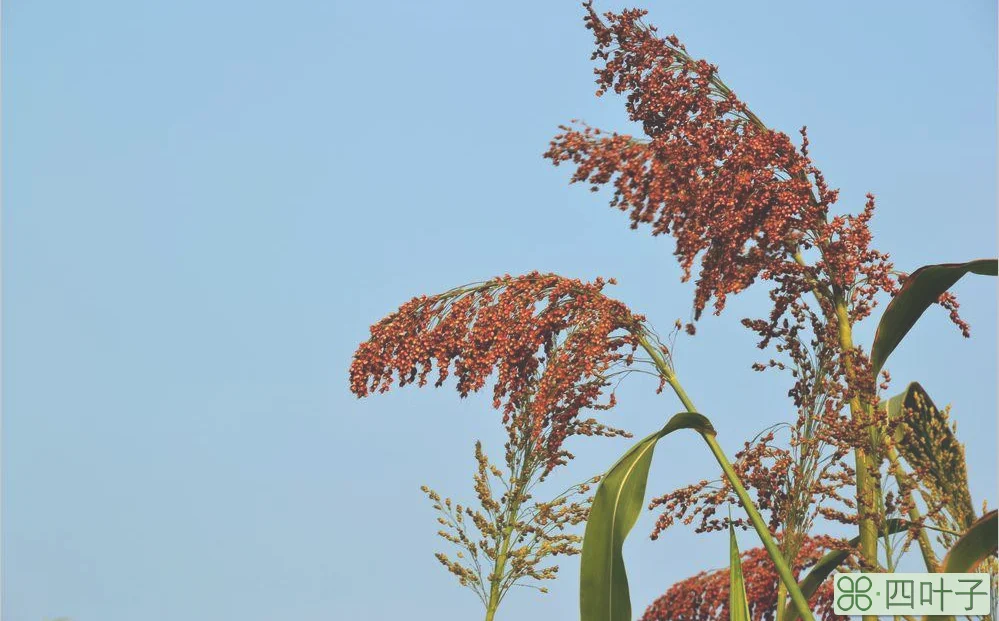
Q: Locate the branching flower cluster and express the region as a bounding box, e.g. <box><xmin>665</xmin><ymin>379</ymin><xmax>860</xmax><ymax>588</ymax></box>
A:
<box><xmin>545</xmin><ymin>2</ymin><xmax>822</xmax><ymax>320</ymax></box>
<box><xmin>349</xmin><ymin>271</ymin><xmax>679</xmax><ymax>617</ymax></box>
<box><xmin>422</xmin><ymin>403</ymin><xmax>615</xmax><ymax>610</ymax></box>
<box><xmin>350</xmin><ymin>272</ymin><xmax>645</xmax><ymax>469</ymax></box>
<box><xmin>649</xmin><ymin>429</ymin><xmax>855</xmax><ymax>538</ymax></box>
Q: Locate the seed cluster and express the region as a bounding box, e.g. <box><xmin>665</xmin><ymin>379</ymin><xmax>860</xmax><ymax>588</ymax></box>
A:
<box><xmin>545</xmin><ymin>3</ymin><xmax>822</xmax><ymax>319</ymax></box>
<box><xmin>640</xmin><ymin>536</ymin><xmax>843</xmax><ymax>621</ymax></box>
<box><xmin>421</xmin><ymin>433</ymin><xmax>599</xmax><ymax>605</ymax></box>
<box><xmin>891</xmin><ymin>388</ymin><xmax>976</xmax><ymax>534</ymax></box>
<box><xmin>350</xmin><ymin>272</ymin><xmax>643</xmax><ymax>467</ymax></box>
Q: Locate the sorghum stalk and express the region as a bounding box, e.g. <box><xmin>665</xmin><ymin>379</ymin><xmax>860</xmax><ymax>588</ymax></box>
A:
<box><xmin>776</xmin><ymin>581</ymin><xmax>788</xmax><ymax>621</ymax></box>
<box><xmin>485</xmin><ymin>438</ymin><xmax>533</xmax><ymax>621</ymax></box>
<box><xmin>833</xmin><ymin>302</ymin><xmax>880</xmax><ymax>535</ymax></box>
<box><xmin>832</xmin><ymin>294</ymin><xmax>881</xmax><ymax>621</ymax></box>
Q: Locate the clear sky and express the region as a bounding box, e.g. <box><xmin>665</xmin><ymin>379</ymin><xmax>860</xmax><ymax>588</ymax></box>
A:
<box><xmin>4</xmin><ymin>1</ymin><xmax>996</xmax><ymax>620</ymax></box>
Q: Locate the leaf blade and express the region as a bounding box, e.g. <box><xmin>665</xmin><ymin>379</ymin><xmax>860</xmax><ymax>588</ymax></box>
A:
<box><xmin>923</xmin><ymin>511</ymin><xmax>997</xmax><ymax>621</ymax></box>
<box><xmin>940</xmin><ymin>509</ymin><xmax>998</xmax><ymax>573</ymax></box>
<box><xmin>580</xmin><ymin>412</ymin><xmax>715</xmax><ymax>621</ymax></box>
<box><xmin>871</xmin><ymin>258</ymin><xmax>997</xmax><ymax>376</ymax></box>
<box><xmin>729</xmin><ymin>522</ymin><xmax>751</xmax><ymax>621</ymax></box>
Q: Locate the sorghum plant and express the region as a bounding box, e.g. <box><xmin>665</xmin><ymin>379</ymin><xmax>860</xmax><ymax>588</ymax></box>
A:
<box><xmin>351</xmin><ymin>4</ymin><xmax>997</xmax><ymax>621</ymax></box>
<box><xmin>544</xmin><ymin>7</ymin><xmax>909</xmax><ymax>558</ymax></box>
<box><xmin>351</xmin><ymin>273</ymin><xmax>817</xmax><ymax>618</ymax></box>
<box><xmin>544</xmin><ymin>3</ymin><xmax>996</xmax><ymax>621</ymax></box>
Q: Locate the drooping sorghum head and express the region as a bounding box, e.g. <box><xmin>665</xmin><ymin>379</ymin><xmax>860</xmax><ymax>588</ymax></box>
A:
<box><xmin>545</xmin><ymin>3</ymin><xmax>828</xmax><ymax>319</ymax></box>
<box><xmin>349</xmin><ymin>272</ymin><xmax>644</xmax><ymax>467</ymax></box>
<box><xmin>640</xmin><ymin>535</ymin><xmax>843</xmax><ymax>621</ymax></box>
<box><xmin>546</xmin><ymin>4</ymin><xmax>971</xmax><ymax>341</ymax></box>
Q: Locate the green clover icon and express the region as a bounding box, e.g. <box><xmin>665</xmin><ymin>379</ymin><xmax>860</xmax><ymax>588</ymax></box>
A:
<box><xmin>837</xmin><ymin>575</ymin><xmax>874</xmax><ymax>612</ymax></box>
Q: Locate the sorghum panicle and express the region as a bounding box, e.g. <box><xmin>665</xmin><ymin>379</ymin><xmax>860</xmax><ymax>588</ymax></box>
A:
<box><xmin>640</xmin><ymin>536</ymin><xmax>845</xmax><ymax>621</ymax></box>
<box><xmin>350</xmin><ymin>272</ymin><xmax>643</xmax><ymax>467</ymax></box>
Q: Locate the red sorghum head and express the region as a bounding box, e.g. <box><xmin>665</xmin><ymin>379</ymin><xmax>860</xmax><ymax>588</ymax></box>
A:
<box><xmin>350</xmin><ymin>272</ymin><xmax>645</xmax><ymax>467</ymax></box>
<box><xmin>640</xmin><ymin>535</ymin><xmax>844</xmax><ymax>621</ymax></box>
<box><xmin>545</xmin><ymin>3</ymin><xmax>830</xmax><ymax>319</ymax></box>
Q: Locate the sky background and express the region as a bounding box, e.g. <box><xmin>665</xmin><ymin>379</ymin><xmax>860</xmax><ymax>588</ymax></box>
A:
<box><xmin>3</xmin><ymin>1</ymin><xmax>996</xmax><ymax>620</ymax></box>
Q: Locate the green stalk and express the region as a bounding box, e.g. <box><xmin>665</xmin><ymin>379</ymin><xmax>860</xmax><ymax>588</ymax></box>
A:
<box><xmin>485</xmin><ymin>529</ymin><xmax>513</xmax><ymax>621</ymax></box>
<box><xmin>776</xmin><ymin>580</ymin><xmax>789</xmax><ymax>621</ymax></box>
<box><xmin>485</xmin><ymin>500</ymin><xmax>523</xmax><ymax>620</ymax></box>
<box><xmin>832</xmin><ymin>296</ymin><xmax>881</xmax><ymax>621</ymax></box>
<box><xmin>485</xmin><ymin>595</ymin><xmax>500</xmax><ymax>621</ymax></box>
<box><xmin>636</xmin><ymin>334</ymin><xmax>695</xmax><ymax>411</ymax></box>
<box><xmin>484</xmin><ymin>442</ymin><xmax>533</xmax><ymax>621</ymax></box>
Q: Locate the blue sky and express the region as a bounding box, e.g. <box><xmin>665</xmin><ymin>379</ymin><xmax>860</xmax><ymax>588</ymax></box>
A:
<box><xmin>3</xmin><ymin>1</ymin><xmax>995</xmax><ymax>620</ymax></box>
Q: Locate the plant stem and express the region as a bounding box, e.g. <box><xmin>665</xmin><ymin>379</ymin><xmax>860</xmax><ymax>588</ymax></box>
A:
<box><xmin>832</xmin><ymin>296</ymin><xmax>881</xmax><ymax>621</ymax></box>
<box><xmin>636</xmin><ymin>334</ymin><xmax>696</xmax><ymax>411</ymax></box>
<box><xmin>484</xmin><ymin>444</ymin><xmax>533</xmax><ymax>621</ymax></box>
<box><xmin>776</xmin><ymin>580</ymin><xmax>788</xmax><ymax>621</ymax></box>
<box><xmin>485</xmin><ymin>517</ymin><xmax>517</xmax><ymax>620</ymax></box>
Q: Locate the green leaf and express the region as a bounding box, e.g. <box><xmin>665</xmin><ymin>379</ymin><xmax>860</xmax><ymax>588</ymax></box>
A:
<box><xmin>729</xmin><ymin>521</ymin><xmax>751</xmax><ymax>621</ymax></box>
<box><xmin>785</xmin><ymin>519</ymin><xmax>907</xmax><ymax>621</ymax></box>
<box><xmin>940</xmin><ymin>509</ymin><xmax>997</xmax><ymax>573</ymax></box>
<box><xmin>887</xmin><ymin>382</ymin><xmax>976</xmax><ymax>529</ymax></box>
<box><xmin>871</xmin><ymin>259</ymin><xmax>997</xmax><ymax>376</ymax></box>
<box><xmin>924</xmin><ymin>511</ymin><xmax>997</xmax><ymax>621</ymax></box>
<box><xmin>580</xmin><ymin>412</ymin><xmax>715</xmax><ymax>621</ymax></box>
